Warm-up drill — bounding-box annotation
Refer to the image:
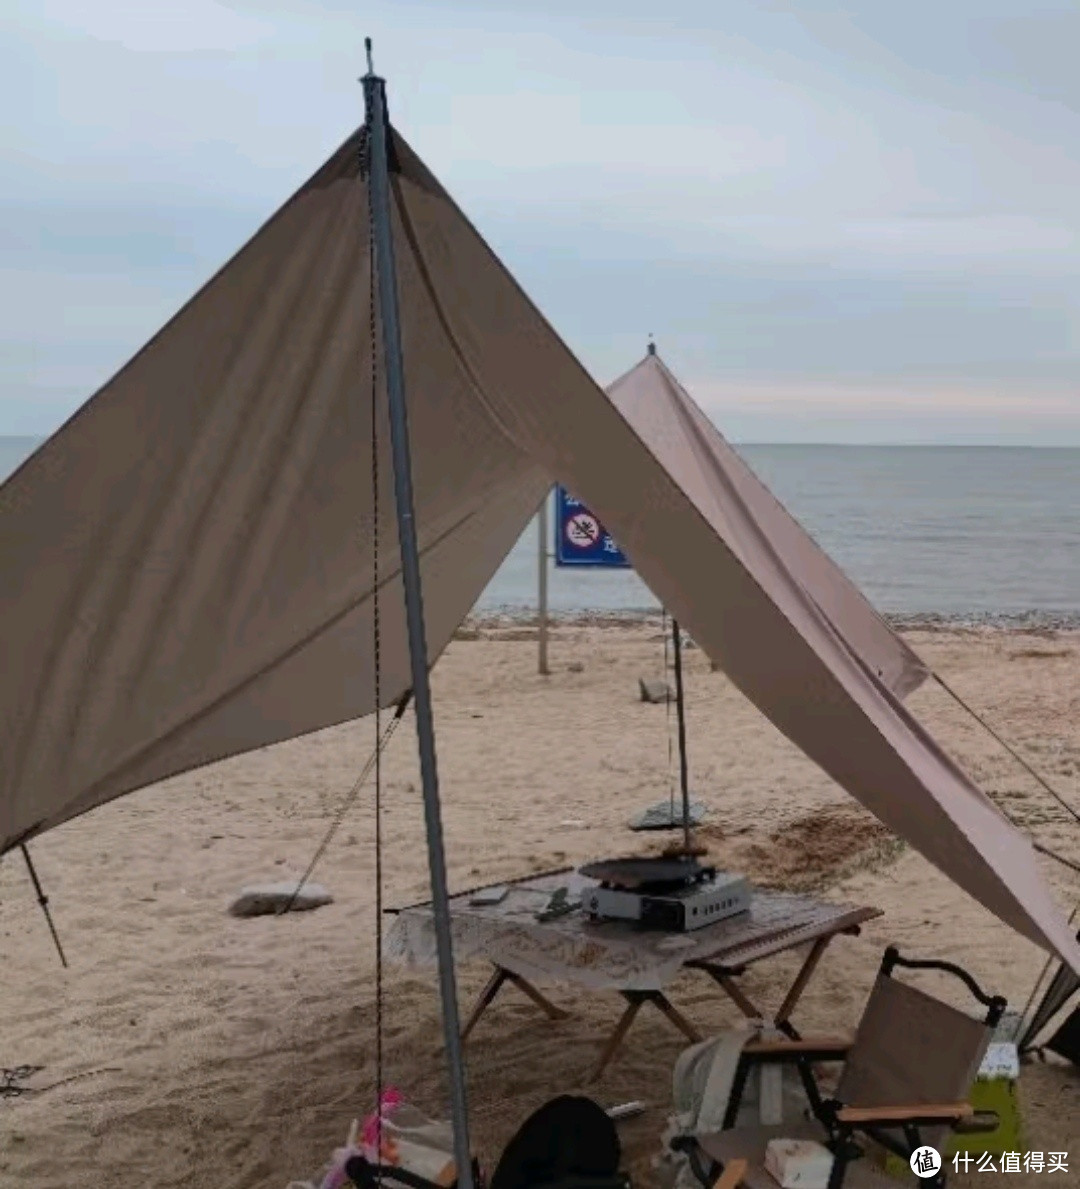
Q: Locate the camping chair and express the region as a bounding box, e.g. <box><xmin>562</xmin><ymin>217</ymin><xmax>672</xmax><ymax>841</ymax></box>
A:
<box><xmin>673</xmin><ymin>947</ymin><xmax>1006</xmax><ymax>1189</ymax></box>
<box><xmin>345</xmin><ymin>1095</ymin><xmax>631</xmax><ymax>1189</ymax></box>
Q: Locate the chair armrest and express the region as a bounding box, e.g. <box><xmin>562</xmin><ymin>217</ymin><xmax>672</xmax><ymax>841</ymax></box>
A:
<box><xmin>836</xmin><ymin>1102</ymin><xmax>974</xmax><ymax>1125</ymax></box>
<box><xmin>743</xmin><ymin>1036</ymin><xmax>852</xmax><ymax>1058</ymax></box>
<box><xmin>713</xmin><ymin>1158</ymin><xmax>748</xmax><ymax>1189</ymax></box>
<box><xmin>669</xmin><ymin>1135</ymin><xmax>733</xmax><ymax>1189</ymax></box>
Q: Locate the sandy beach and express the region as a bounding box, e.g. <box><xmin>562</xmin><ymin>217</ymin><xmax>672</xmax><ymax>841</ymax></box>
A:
<box><xmin>2</xmin><ymin>622</ymin><xmax>1078</xmax><ymax>1188</ymax></box>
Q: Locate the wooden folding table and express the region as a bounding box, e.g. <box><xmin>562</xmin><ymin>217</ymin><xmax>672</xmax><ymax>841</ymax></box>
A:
<box><xmin>384</xmin><ymin>868</ymin><xmax>881</xmax><ymax>1081</ymax></box>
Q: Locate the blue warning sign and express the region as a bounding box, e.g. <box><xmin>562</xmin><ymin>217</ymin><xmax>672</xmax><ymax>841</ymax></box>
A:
<box><xmin>554</xmin><ymin>487</ymin><xmax>631</xmax><ymax>568</ymax></box>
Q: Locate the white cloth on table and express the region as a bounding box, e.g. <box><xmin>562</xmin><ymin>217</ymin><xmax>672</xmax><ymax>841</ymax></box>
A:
<box><xmin>384</xmin><ymin>875</ymin><xmax>864</xmax><ymax>994</ymax></box>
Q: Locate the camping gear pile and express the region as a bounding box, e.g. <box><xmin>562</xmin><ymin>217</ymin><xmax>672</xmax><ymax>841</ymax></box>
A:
<box><xmin>286</xmin><ymin>1090</ymin><xmax>458</xmax><ymax>1189</ymax></box>
<box><xmin>288</xmin><ymin>1095</ymin><xmax>630</xmax><ymax>1189</ymax></box>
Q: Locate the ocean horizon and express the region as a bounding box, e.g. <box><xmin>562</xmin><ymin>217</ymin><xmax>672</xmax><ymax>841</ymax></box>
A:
<box><xmin>5</xmin><ymin>435</ymin><xmax>1080</xmax><ymax>627</ymax></box>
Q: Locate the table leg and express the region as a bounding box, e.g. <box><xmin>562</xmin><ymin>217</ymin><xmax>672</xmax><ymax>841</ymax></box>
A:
<box><xmin>588</xmin><ymin>991</ymin><xmax>702</xmax><ymax>1082</ymax></box>
<box><xmin>588</xmin><ymin>997</ymin><xmax>643</xmax><ymax>1083</ymax></box>
<box><xmin>461</xmin><ymin>967</ymin><xmax>510</xmax><ymax>1041</ymax></box>
<box><xmin>775</xmin><ymin>936</ymin><xmax>830</xmax><ymax>1027</ymax></box>
<box><xmin>460</xmin><ymin>966</ymin><xmax>570</xmax><ymax>1043</ymax></box>
<box><xmin>697</xmin><ymin>966</ymin><xmax>765</xmax><ymax>1022</ymax></box>
<box><xmin>695</xmin><ymin>934</ymin><xmax>847</xmax><ymax>1040</ymax></box>
<box><xmin>505</xmin><ymin>971</ymin><xmax>571</xmax><ymax>1021</ymax></box>
<box><xmin>652</xmin><ymin>994</ymin><xmax>703</xmax><ymax>1045</ymax></box>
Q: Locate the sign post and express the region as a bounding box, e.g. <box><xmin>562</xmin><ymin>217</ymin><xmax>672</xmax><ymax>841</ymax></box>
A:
<box><xmin>538</xmin><ymin>489</ymin><xmax>551</xmax><ymax>675</ymax></box>
<box><xmin>545</xmin><ymin>486</ymin><xmax>630</xmax><ymax>674</ymax></box>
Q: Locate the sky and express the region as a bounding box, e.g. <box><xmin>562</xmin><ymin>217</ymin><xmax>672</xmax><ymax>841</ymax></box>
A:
<box><xmin>2</xmin><ymin>0</ymin><xmax>1078</xmax><ymax>444</ymax></box>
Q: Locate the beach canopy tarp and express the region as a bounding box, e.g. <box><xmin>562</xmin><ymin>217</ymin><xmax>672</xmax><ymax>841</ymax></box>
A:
<box><xmin>608</xmin><ymin>350</ymin><xmax>927</xmax><ymax>700</ymax></box>
<box><xmin>1</xmin><ymin>123</ymin><xmax>1078</xmax><ymax>974</ymax></box>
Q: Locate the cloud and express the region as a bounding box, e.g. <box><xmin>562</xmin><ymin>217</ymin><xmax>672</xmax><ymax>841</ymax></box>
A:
<box><xmin>686</xmin><ymin>378</ymin><xmax>1080</xmax><ymax>447</ymax></box>
<box><xmin>694</xmin><ymin>376</ymin><xmax>1079</xmax><ymax>415</ymax></box>
<box><xmin>1</xmin><ymin>0</ymin><xmax>1078</xmax><ymax>442</ymax></box>
<box><xmin>30</xmin><ymin>0</ymin><xmax>273</xmax><ymax>53</ymax></box>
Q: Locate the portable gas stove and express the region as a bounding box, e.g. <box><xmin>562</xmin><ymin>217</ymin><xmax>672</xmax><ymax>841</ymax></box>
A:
<box><xmin>578</xmin><ymin>855</ymin><xmax>750</xmax><ymax>932</ymax></box>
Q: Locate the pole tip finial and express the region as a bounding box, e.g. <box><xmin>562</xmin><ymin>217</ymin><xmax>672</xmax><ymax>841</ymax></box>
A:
<box><xmin>647</xmin><ymin>334</ymin><xmax>656</xmax><ymax>356</ymax></box>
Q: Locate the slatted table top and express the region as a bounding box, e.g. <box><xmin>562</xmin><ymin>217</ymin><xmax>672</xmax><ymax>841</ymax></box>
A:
<box><xmin>385</xmin><ymin>868</ymin><xmax>881</xmax><ymax>992</ymax></box>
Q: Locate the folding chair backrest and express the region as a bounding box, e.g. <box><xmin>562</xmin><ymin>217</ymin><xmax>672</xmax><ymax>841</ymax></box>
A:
<box><xmin>837</xmin><ymin>972</ymin><xmax>992</xmax><ymax>1109</ymax></box>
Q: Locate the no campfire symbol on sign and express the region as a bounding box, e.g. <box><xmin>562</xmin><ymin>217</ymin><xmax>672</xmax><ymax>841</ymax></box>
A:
<box><xmin>554</xmin><ymin>487</ymin><xmax>631</xmax><ymax>568</ymax></box>
<box><xmin>566</xmin><ymin>512</ymin><xmax>601</xmax><ymax>549</ymax></box>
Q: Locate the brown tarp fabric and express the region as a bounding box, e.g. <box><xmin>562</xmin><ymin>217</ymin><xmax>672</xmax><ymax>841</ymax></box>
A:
<box><xmin>1</xmin><ymin>125</ymin><xmax>1078</xmax><ymax>973</ymax></box>
<box><xmin>607</xmin><ymin>352</ymin><xmax>927</xmax><ymax>699</ymax></box>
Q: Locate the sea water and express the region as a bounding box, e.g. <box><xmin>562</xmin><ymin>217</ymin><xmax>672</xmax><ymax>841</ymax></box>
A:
<box><xmin>4</xmin><ymin>437</ymin><xmax>1080</xmax><ymax>624</ymax></box>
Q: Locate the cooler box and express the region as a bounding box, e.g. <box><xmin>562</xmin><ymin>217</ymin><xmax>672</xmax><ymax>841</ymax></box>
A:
<box><xmin>880</xmin><ymin>1041</ymin><xmax>1023</xmax><ymax>1179</ymax></box>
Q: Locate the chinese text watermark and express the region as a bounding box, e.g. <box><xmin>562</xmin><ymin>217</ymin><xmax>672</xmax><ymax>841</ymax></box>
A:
<box><xmin>909</xmin><ymin>1147</ymin><xmax>1070</xmax><ymax>1175</ymax></box>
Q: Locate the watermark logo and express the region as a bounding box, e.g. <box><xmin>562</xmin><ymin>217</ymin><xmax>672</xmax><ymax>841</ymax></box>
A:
<box><xmin>911</xmin><ymin>1147</ymin><xmax>942</xmax><ymax>1179</ymax></box>
<box><xmin>951</xmin><ymin>1151</ymin><xmax>1069</xmax><ymax>1173</ymax></box>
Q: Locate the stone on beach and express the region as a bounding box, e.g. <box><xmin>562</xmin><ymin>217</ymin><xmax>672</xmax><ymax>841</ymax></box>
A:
<box><xmin>639</xmin><ymin>678</ymin><xmax>674</xmax><ymax>703</ymax></box>
<box><xmin>228</xmin><ymin>882</ymin><xmax>334</xmax><ymax>918</ymax></box>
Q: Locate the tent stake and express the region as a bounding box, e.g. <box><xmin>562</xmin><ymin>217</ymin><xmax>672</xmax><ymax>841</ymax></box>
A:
<box><xmin>19</xmin><ymin>844</ymin><xmax>68</xmax><ymax>968</ymax></box>
<box><xmin>671</xmin><ymin>619</ymin><xmax>692</xmax><ymax>853</ymax></box>
<box><xmin>362</xmin><ymin>43</ymin><xmax>475</xmax><ymax>1189</ymax></box>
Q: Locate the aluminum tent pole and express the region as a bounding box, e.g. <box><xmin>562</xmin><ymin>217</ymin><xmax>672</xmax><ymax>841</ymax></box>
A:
<box><xmin>362</xmin><ymin>44</ymin><xmax>475</xmax><ymax>1187</ymax></box>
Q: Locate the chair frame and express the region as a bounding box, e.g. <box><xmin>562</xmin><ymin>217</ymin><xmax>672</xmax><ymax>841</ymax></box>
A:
<box><xmin>679</xmin><ymin>947</ymin><xmax>1007</xmax><ymax>1189</ymax></box>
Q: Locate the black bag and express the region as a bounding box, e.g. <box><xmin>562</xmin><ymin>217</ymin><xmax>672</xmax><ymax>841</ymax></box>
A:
<box><xmin>490</xmin><ymin>1096</ymin><xmax>627</xmax><ymax>1189</ymax></box>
